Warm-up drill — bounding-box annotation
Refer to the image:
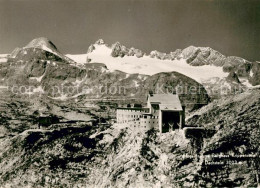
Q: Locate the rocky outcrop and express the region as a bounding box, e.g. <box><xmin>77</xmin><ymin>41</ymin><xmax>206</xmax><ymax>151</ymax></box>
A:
<box><xmin>145</xmin><ymin>45</ymin><xmax>259</xmax><ymax>86</ymax></box>
<box><xmin>95</xmin><ymin>39</ymin><xmax>105</xmax><ymax>45</ymax></box>
<box><xmin>168</xmin><ymin>46</ymin><xmax>258</xmax><ymax>86</ymax></box>
<box><xmin>87</xmin><ymin>44</ymin><xmax>95</xmax><ymax>53</ymax></box>
<box><xmin>179</xmin><ymin>46</ymin><xmax>227</xmax><ymax>66</ymax></box>
<box><xmin>25</xmin><ymin>37</ymin><xmax>58</xmax><ymax>51</ymax></box>
<box><xmin>226</xmin><ymin>71</ymin><xmax>240</xmax><ymax>83</ymax></box>
<box><xmin>111</xmin><ymin>42</ymin><xmax>128</xmax><ymax>57</ymax></box>
<box><xmin>169</xmin><ymin>49</ymin><xmax>182</xmax><ymax>60</ymax></box>
<box><xmin>222</xmin><ymin>56</ymin><xmax>251</xmax><ymax>76</ymax></box>
<box><xmin>110</xmin><ymin>42</ymin><xmax>144</xmax><ymax>58</ymax></box>
<box><xmin>248</xmin><ymin>61</ymin><xmax>260</xmax><ymax>86</ymax></box>
<box><xmin>128</xmin><ymin>47</ymin><xmax>144</xmax><ymax>58</ymax></box>
<box><xmin>150</xmin><ymin>50</ymin><xmax>167</xmax><ymax>60</ymax></box>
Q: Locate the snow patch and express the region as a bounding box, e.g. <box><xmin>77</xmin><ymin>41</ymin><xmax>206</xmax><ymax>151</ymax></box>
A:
<box><xmin>66</xmin><ymin>54</ymin><xmax>88</xmax><ymax>65</ymax></box>
<box><xmin>240</xmin><ymin>78</ymin><xmax>253</xmax><ymax>87</ymax></box>
<box><xmin>101</xmin><ymin>66</ymin><xmax>107</xmax><ymax>73</ymax></box>
<box><xmin>41</xmin><ymin>45</ymin><xmax>58</xmax><ymax>56</ymax></box>
<box><xmin>29</xmin><ymin>72</ymin><xmax>46</xmax><ymax>82</ymax></box>
<box><xmin>48</xmin><ymin>94</ymin><xmax>68</xmax><ymax>101</ymax></box>
<box><xmin>133</xmin><ymin>80</ymin><xmax>139</xmax><ymax>87</ymax></box>
<box><xmin>137</xmin><ymin>74</ymin><xmax>147</xmax><ymax>81</ymax></box>
<box><xmin>0</xmin><ymin>58</ymin><xmax>7</xmax><ymax>63</ymax></box>
<box><xmin>250</xmin><ymin>69</ymin><xmax>254</xmax><ymax>77</ymax></box>
<box><xmin>0</xmin><ymin>54</ymin><xmax>8</xmax><ymax>58</ymax></box>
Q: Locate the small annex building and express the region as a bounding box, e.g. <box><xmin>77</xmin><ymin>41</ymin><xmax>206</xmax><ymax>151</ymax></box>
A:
<box><xmin>116</xmin><ymin>93</ymin><xmax>185</xmax><ymax>133</ymax></box>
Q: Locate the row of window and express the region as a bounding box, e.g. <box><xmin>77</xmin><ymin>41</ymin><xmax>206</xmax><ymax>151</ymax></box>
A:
<box><xmin>118</xmin><ymin>109</ymin><xmax>149</xmax><ymax>112</ymax></box>
<box><xmin>117</xmin><ymin>120</ymin><xmax>158</xmax><ymax>124</ymax></box>
<box><xmin>143</xmin><ymin>115</ymin><xmax>159</xmax><ymax>119</ymax></box>
<box><xmin>118</xmin><ymin>119</ymin><xmax>139</xmax><ymax>123</ymax></box>
<box><xmin>118</xmin><ymin>114</ymin><xmax>159</xmax><ymax>119</ymax></box>
<box><xmin>141</xmin><ymin>121</ymin><xmax>158</xmax><ymax>124</ymax></box>
<box><xmin>118</xmin><ymin>114</ymin><xmax>142</xmax><ymax>118</ymax></box>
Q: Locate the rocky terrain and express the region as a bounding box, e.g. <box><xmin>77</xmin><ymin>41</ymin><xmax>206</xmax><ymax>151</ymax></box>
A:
<box><xmin>0</xmin><ymin>37</ymin><xmax>259</xmax><ymax>187</ymax></box>
<box><xmin>0</xmin><ymin>88</ymin><xmax>259</xmax><ymax>188</ymax></box>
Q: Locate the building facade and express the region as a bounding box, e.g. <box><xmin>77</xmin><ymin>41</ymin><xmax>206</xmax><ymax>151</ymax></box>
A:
<box><xmin>116</xmin><ymin>94</ymin><xmax>185</xmax><ymax>133</ymax></box>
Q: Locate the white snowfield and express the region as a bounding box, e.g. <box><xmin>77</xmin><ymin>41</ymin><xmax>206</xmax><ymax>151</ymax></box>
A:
<box><xmin>66</xmin><ymin>44</ymin><xmax>228</xmax><ymax>83</ymax></box>
<box><xmin>0</xmin><ymin>54</ymin><xmax>8</xmax><ymax>63</ymax></box>
<box><xmin>0</xmin><ymin>54</ymin><xmax>8</xmax><ymax>58</ymax></box>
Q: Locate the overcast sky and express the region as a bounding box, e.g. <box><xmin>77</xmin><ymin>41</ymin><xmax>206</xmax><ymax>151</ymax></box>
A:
<box><xmin>0</xmin><ymin>0</ymin><xmax>259</xmax><ymax>61</ymax></box>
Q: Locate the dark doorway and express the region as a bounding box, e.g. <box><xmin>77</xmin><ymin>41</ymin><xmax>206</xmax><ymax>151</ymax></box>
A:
<box><xmin>161</xmin><ymin>111</ymin><xmax>180</xmax><ymax>133</ymax></box>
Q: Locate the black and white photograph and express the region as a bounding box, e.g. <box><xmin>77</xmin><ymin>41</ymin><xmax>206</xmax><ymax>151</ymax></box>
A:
<box><xmin>0</xmin><ymin>0</ymin><xmax>259</xmax><ymax>187</ymax></box>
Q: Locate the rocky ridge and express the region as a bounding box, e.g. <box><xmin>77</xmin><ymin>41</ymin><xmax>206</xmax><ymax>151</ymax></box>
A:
<box><xmin>86</xmin><ymin>40</ymin><xmax>260</xmax><ymax>86</ymax></box>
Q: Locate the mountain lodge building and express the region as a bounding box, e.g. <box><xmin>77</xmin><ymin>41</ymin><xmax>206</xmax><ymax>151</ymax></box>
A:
<box><xmin>116</xmin><ymin>94</ymin><xmax>185</xmax><ymax>133</ymax></box>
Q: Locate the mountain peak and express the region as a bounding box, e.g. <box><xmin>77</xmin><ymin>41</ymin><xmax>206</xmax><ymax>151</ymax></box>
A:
<box><xmin>8</xmin><ymin>37</ymin><xmax>75</xmax><ymax>64</ymax></box>
<box><xmin>95</xmin><ymin>39</ymin><xmax>105</xmax><ymax>45</ymax></box>
<box><xmin>25</xmin><ymin>37</ymin><xmax>58</xmax><ymax>51</ymax></box>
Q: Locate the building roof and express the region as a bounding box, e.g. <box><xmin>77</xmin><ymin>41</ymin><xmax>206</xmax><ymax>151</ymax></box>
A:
<box><xmin>159</xmin><ymin>104</ymin><xmax>182</xmax><ymax>111</ymax></box>
<box><xmin>117</xmin><ymin>107</ymin><xmax>149</xmax><ymax>111</ymax></box>
<box><xmin>148</xmin><ymin>94</ymin><xmax>183</xmax><ymax>111</ymax></box>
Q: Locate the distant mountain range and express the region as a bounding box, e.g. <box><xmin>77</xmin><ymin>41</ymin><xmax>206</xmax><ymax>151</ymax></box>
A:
<box><xmin>0</xmin><ymin>38</ymin><xmax>212</xmax><ymax>111</ymax></box>
<box><xmin>66</xmin><ymin>39</ymin><xmax>260</xmax><ymax>87</ymax></box>
<box><xmin>0</xmin><ymin>37</ymin><xmax>259</xmax><ymax>106</ymax></box>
